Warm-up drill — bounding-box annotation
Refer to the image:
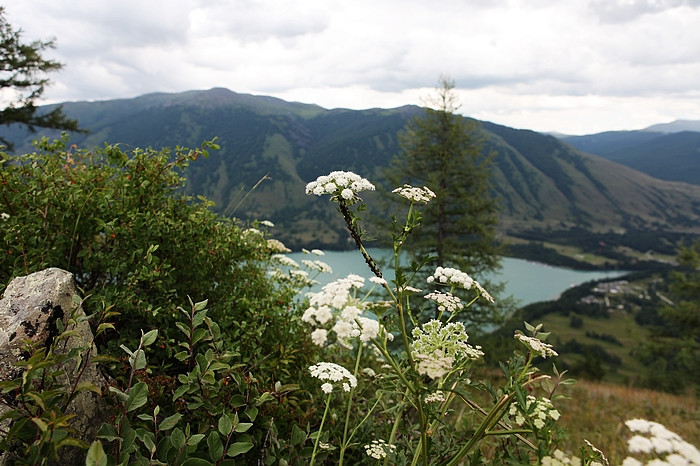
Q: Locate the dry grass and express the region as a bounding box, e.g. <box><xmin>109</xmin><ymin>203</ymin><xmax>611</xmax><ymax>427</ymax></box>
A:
<box><xmin>556</xmin><ymin>379</ymin><xmax>699</xmax><ymax>464</ymax></box>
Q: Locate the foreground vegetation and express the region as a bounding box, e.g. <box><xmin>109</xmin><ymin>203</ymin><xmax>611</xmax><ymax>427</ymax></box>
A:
<box><xmin>0</xmin><ymin>137</ymin><xmax>698</xmax><ymax>464</ymax></box>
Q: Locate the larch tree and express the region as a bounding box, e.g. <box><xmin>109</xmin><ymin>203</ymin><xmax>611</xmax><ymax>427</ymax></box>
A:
<box><xmin>384</xmin><ymin>77</ymin><xmax>505</xmax><ymax>324</ymax></box>
<box><xmin>0</xmin><ymin>6</ymin><xmax>80</xmax><ymax>149</ymax></box>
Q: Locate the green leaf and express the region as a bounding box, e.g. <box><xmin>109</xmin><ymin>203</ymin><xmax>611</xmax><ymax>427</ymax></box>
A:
<box><xmin>176</xmin><ymin>322</ymin><xmax>191</xmax><ymax>338</ymax></box>
<box><xmin>31</xmin><ymin>417</ymin><xmax>48</xmax><ymax>432</ymax></box>
<box><xmin>192</xmin><ymin>327</ymin><xmax>208</xmax><ymax>345</ymax></box>
<box><xmin>244</xmin><ymin>406</ymin><xmax>258</xmax><ymax>422</ymax></box>
<box><xmin>158</xmin><ymin>413</ymin><xmax>182</xmax><ymax>431</ymax></box>
<box><xmin>181</xmin><ymin>459</ymin><xmax>212</xmax><ymax>466</ymax></box>
<box><xmin>76</xmin><ymin>381</ymin><xmax>102</xmax><ymax>395</ymax></box>
<box><xmin>174</xmin><ymin>351</ymin><xmax>189</xmax><ymax>362</ymax></box>
<box><xmin>170</xmin><ymin>428</ymin><xmax>185</xmax><ymax>450</ymax></box>
<box><xmin>172</xmin><ymin>384</ymin><xmax>188</xmax><ymax>401</ymax></box>
<box><xmin>218</xmin><ymin>413</ymin><xmax>233</xmax><ymax>436</ymax></box>
<box><xmin>192</xmin><ymin>308</ymin><xmax>208</xmax><ymax>327</ymax></box>
<box><xmin>291</xmin><ymin>424</ymin><xmax>306</xmax><ymax>446</ymax></box>
<box><xmin>227</xmin><ymin>441</ymin><xmax>253</xmax><ymax>457</ymax></box>
<box><xmin>132</xmin><ymin>349</ymin><xmax>147</xmax><ymax>371</ymax></box>
<box><xmin>108</xmin><ymin>386</ymin><xmax>129</xmax><ymax>403</ymax></box>
<box><xmin>126</xmin><ymin>382</ymin><xmax>148</xmax><ymax>412</ymax></box>
<box><xmin>141</xmin><ymin>329</ymin><xmax>158</xmax><ymax>347</ymax></box>
<box><xmin>207</xmin><ymin>431</ymin><xmax>223</xmax><ymax>461</ymax></box>
<box><xmin>96</xmin><ymin>423</ymin><xmax>120</xmax><ymax>442</ymax></box>
<box><xmin>85</xmin><ymin>440</ymin><xmax>108</xmax><ymax>466</ymax></box>
<box><xmin>187</xmin><ymin>433</ymin><xmax>206</xmax><ymax>446</ymax></box>
<box><xmin>96</xmin><ymin>322</ymin><xmax>115</xmax><ymax>335</ymax></box>
<box><xmin>234</xmin><ymin>422</ymin><xmax>253</xmax><ymax>433</ymax></box>
<box><xmin>194</xmin><ymin>299</ymin><xmax>208</xmax><ymax>311</ymax></box>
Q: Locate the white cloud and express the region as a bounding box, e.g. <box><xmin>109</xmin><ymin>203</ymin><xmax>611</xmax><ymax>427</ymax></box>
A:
<box><xmin>2</xmin><ymin>0</ymin><xmax>699</xmax><ymax>134</ymax></box>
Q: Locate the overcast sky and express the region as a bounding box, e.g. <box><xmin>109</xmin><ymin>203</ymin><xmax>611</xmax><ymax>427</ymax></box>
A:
<box><xmin>4</xmin><ymin>0</ymin><xmax>700</xmax><ymax>135</ymax></box>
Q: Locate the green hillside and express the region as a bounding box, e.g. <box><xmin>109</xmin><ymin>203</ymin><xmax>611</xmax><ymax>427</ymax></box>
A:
<box><xmin>561</xmin><ymin>130</ymin><xmax>700</xmax><ymax>185</ymax></box>
<box><xmin>4</xmin><ymin>88</ymin><xmax>700</xmax><ymax>258</ymax></box>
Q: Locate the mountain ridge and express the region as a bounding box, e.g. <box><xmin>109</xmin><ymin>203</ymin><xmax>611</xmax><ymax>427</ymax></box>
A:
<box><xmin>4</xmin><ymin>88</ymin><xmax>700</xmax><ymax>255</ymax></box>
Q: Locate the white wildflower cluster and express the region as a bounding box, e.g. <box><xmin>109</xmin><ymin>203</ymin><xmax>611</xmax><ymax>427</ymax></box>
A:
<box><xmin>308</xmin><ymin>362</ymin><xmax>358</xmax><ymax>394</ymax></box>
<box><xmin>426</xmin><ymin>267</ymin><xmax>494</xmax><ymax>302</ymax></box>
<box><xmin>305</xmin><ymin>171</ymin><xmax>375</xmax><ymax>201</ymax></box>
<box><xmin>427</xmin><ymin>266</ymin><xmax>474</xmax><ymax>289</ymax></box>
<box><xmin>424</xmin><ymin>291</ymin><xmax>463</xmax><ymax>314</ymax></box>
<box><xmin>424</xmin><ymin>390</ymin><xmax>446</xmax><ymax>404</ymax></box>
<box><xmin>0</xmin><ymin>212</ymin><xmax>9</xmax><ymax>221</ymax></box>
<box><xmin>302</xmin><ymin>274</ymin><xmax>389</xmax><ymax>348</ymax></box>
<box><xmin>541</xmin><ymin>445</ymin><xmax>606</xmax><ymax>466</ymax></box>
<box><xmin>259</xmin><ymin>220</ymin><xmax>275</xmax><ymax>227</ymax></box>
<box><xmin>301</xmin><ymin>259</ymin><xmax>333</xmax><ymax>274</ymax></box>
<box><xmin>364</xmin><ymin>439</ymin><xmax>396</xmax><ymax>459</ymax></box>
<box><xmin>411</xmin><ymin>320</ymin><xmax>483</xmax><ymax>379</ymax></box>
<box><xmin>244</xmin><ymin>227</ymin><xmax>262</xmax><ymax>236</ymax></box>
<box><xmin>369</xmin><ymin>276</ymin><xmax>387</xmax><ymax>286</ymax></box>
<box><xmin>622</xmin><ymin>419</ymin><xmax>700</xmax><ymax>466</ymax></box>
<box><xmin>392</xmin><ymin>184</ymin><xmax>436</xmax><ymax>203</ymax></box>
<box><xmin>509</xmin><ymin>395</ymin><xmax>560</xmax><ymax>429</ymax></box>
<box><xmin>515</xmin><ymin>332</ymin><xmax>559</xmax><ymax>358</ymax></box>
<box><xmin>541</xmin><ymin>450</ymin><xmax>584</xmax><ymax>466</ymax></box>
<box><xmin>266</xmin><ymin>238</ymin><xmax>291</xmax><ymax>253</ymax></box>
<box><xmin>271</xmin><ymin>254</ymin><xmax>299</xmax><ymax>268</ymax></box>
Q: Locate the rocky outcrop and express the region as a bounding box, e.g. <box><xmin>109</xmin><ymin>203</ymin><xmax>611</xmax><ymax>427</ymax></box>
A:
<box><xmin>0</xmin><ymin>268</ymin><xmax>108</xmax><ymax>464</ymax></box>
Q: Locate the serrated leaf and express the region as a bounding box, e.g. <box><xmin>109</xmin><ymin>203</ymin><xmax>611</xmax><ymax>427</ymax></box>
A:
<box><xmin>158</xmin><ymin>413</ymin><xmax>182</xmax><ymax>431</ymax></box>
<box><xmin>174</xmin><ymin>351</ymin><xmax>189</xmax><ymax>362</ymax></box>
<box><xmin>227</xmin><ymin>441</ymin><xmax>253</xmax><ymax>457</ymax></box>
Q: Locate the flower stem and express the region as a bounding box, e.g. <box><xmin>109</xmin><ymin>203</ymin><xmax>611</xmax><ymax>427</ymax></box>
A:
<box><xmin>339</xmin><ymin>343</ymin><xmax>364</xmax><ymax>465</ymax></box>
<box><xmin>310</xmin><ymin>393</ymin><xmax>333</xmax><ymax>466</ymax></box>
<box><xmin>338</xmin><ymin>200</ymin><xmax>383</xmax><ymax>279</ymax></box>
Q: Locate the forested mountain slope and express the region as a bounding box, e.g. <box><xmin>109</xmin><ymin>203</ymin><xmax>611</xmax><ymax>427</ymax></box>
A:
<box><xmin>5</xmin><ymin>88</ymin><xmax>700</xmax><ymax>251</ymax></box>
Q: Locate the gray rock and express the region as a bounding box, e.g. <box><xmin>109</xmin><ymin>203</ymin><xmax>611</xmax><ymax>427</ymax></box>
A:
<box><xmin>0</xmin><ymin>268</ymin><xmax>108</xmax><ymax>464</ymax></box>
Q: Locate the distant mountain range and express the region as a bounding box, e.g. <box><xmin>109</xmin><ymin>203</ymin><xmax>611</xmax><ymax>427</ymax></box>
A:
<box><xmin>4</xmin><ymin>88</ymin><xmax>700</xmax><ymax>254</ymax></box>
<box><xmin>559</xmin><ymin>121</ymin><xmax>700</xmax><ymax>185</ymax></box>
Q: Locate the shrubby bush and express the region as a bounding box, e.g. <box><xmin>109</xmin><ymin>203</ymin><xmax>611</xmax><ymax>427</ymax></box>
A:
<box><xmin>1</xmin><ymin>146</ymin><xmax>696</xmax><ymax>464</ymax></box>
<box><xmin>0</xmin><ymin>136</ymin><xmax>322</xmax><ymax>462</ymax></box>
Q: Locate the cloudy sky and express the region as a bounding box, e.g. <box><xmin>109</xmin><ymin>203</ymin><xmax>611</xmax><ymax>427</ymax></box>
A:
<box><xmin>4</xmin><ymin>0</ymin><xmax>700</xmax><ymax>135</ymax></box>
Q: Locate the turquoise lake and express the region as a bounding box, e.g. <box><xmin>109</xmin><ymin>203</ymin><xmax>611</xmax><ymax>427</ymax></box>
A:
<box><xmin>287</xmin><ymin>248</ymin><xmax>627</xmax><ymax>307</ymax></box>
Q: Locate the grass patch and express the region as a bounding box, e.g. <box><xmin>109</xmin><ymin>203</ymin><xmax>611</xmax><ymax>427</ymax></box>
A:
<box><xmin>557</xmin><ymin>380</ymin><xmax>698</xmax><ymax>464</ymax></box>
<box><xmin>538</xmin><ymin>310</ymin><xmax>650</xmax><ymax>384</ymax></box>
